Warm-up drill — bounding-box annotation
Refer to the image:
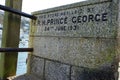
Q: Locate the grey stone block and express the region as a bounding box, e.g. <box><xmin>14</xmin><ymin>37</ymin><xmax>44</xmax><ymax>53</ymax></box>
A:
<box><xmin>45</xmin><ymin>61</ymin><xmax>70</xmax><ymax>80</ymax></box>
<box><xmin>71</xmin><ymin>66</ymin><xmax>115</xmax><ymax>80</ymax></box>
<box><xmin>29</xmin><ymin>56</ymin><xmax>44</xmax><ymax>79</ymax></box>
<box><xmin>33</xmin><ymin>37</ymin><xmax>116</xmax><ymax>68</ymax></box>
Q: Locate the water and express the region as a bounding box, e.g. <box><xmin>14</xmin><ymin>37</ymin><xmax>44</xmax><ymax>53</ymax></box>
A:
<box><xmin>16</xmin><ymin>52</ymin><xmax>28</xmax><ymax>75</ymax></box>
<box><xmin>0</xmin><ymin>32</ymin><xmax>28</xmax><ymax>76</ymax></box>
<box><xmin>0</xmin><ymin>24</ymin><xmax>29</xmax><ymax>76</ymax></box>
<box><xmin>16</xmin><ymin>31</ymin><xmax>29</xmax><ymax>76</ymax></box>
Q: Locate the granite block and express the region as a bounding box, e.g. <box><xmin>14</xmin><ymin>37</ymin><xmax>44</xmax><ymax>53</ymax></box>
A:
<box><xmin>29</xmin><ymin>56</ymin><xmax>44</xmax><ymax>79</ymax></box>
<box><xmin>71</xmin><ymin>66</ymin><xmax>115</xmax><ymax>80</ymax></box>
<box><xmin>45</xmin><ymin>61</ymin><xmax>70</xmax><ymax>80</ymax></box>
<box><xmin>33</xmin><ymin>37</ymin><xmax>116</xmax><ymax>68</ymax></box>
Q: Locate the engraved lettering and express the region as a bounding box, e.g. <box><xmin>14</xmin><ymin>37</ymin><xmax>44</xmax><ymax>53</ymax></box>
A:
<box><xmin>88</xmin><ymin>14</ymin><xmax>94</xmax><ymax>22</ymax></box>
<box><xmin>102</xmin><ymin>13</ymin><xmax>108</xmax><ymax>21</ymax></box>
<box><xmin>95</xmin><ymin>14</ymin><xmax>100</xmax><ymax>21</ymax></box>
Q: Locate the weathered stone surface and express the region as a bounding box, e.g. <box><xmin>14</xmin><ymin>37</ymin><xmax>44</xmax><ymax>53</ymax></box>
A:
<box><xmin>29</xmin><ymin>56</ymin><xmax>44</xmax><ymax>79</ymax></box>
<box><xmin>31</xmin><ymin>0</ymin><xmax>117</xmax><ymax>38</ymax></box>
<box><xmin>28</xmin><ymin>0</ymin><xmax>119</xmax><ymax>80</ymax></box>
<box><xmin>71</xmin><ymin>66</ymin><xmax>115</xmax><ymax>80</ymax></box>
<box><xmin>45</xmin><ymin>61</ymin><xmax>70</xmax><ymax>80</ymax></box>
<box><xmin>30</xmin><ymin>0</ymin><xmax>118</xmax><ymax>68</ymax></box>
<box><xmin>33</xmin><ymin>37</ymin><xmax>116</xmax><ymax>68</ymax></box>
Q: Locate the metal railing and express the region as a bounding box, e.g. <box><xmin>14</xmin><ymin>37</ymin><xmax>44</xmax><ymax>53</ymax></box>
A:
<box><xmin>0</xmin><ymin>48</ymin><xmax>33</xmax><ymax>52</ymax></box>
<box><xmin>0</xmin><ymin>4</ymin><xmax>37</xmax><ymax>20</ymax></box>
<box><xmin>0</xmin><ymin>4</ymin><xmax>36</xmax><ymax>52</ymax></box>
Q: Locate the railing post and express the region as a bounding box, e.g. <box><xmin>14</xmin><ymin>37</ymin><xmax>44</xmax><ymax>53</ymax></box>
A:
<box><xmin>0</xmin><ymin>0</ymin><xmax>22</xmax><ymax>79</ymax></box>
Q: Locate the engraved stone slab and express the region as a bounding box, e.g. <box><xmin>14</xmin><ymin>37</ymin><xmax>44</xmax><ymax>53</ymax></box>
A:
<box><xmin>31</xmin><ymin>0</ymin><xmax>117</xmax><ymax>38</ymax></box>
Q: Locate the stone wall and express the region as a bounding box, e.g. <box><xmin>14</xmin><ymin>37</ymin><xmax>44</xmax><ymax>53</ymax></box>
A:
<box><xmin>28</xmin><ymin>0</ymin><xmax>119</xmax><ymax>80</ymax></box>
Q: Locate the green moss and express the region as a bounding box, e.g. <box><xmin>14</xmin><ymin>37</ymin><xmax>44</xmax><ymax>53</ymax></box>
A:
<box><xmin>95</xmin><ymin>48</ymin><xmax>115</xmax><ymax>67</ymax></box>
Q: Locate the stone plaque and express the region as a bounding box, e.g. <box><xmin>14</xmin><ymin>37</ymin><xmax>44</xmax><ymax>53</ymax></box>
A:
<box><xmin>32</xmin><ymin>0</ymin><xmax>116</xmax><ymax>38</ymax></box>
